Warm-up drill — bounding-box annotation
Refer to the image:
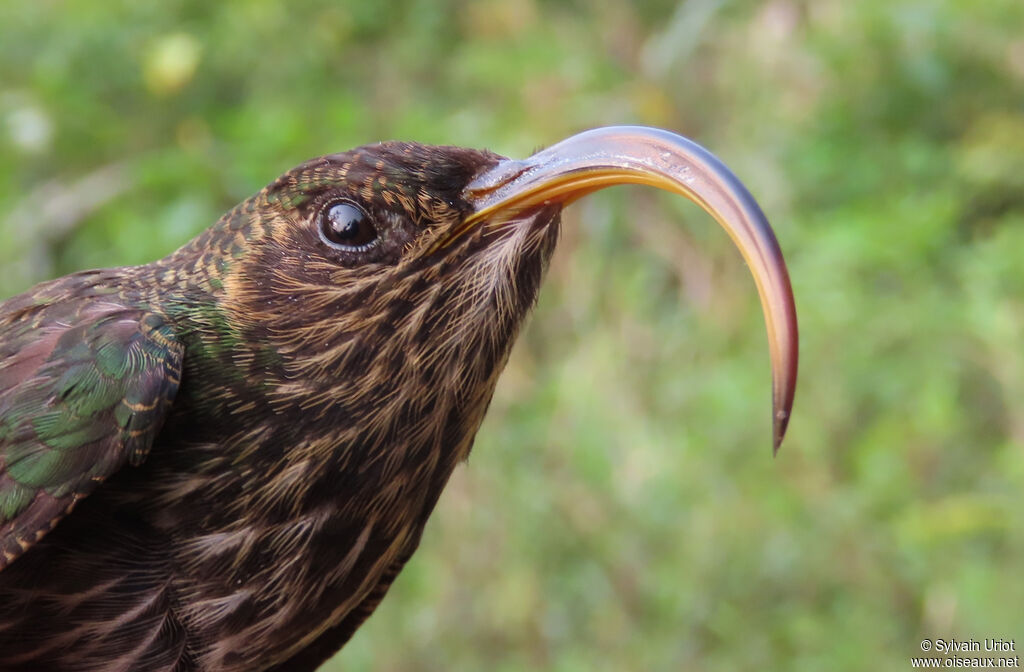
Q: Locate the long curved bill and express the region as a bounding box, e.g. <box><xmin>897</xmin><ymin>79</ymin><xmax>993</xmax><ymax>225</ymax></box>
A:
<box><xmin>463</xmin><ymin>126</ymin><xmax>798</xmax><ymax>453</ymax></box>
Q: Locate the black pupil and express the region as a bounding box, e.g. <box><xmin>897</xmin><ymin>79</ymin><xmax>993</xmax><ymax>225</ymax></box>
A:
<box><xmin>323</xmin><ymin>202</ymin><xmax>376</xmax><ymax>247</ymax></box>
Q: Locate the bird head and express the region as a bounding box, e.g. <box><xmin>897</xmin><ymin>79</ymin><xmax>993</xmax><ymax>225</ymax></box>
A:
<box><xmin>173</xmin><ymin>126</ymin><xmax>796</xmax><ymax>454</ymax></box>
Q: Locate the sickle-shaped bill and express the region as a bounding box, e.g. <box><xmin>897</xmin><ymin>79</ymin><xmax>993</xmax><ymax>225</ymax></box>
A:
<box><xmin>463</xmin><ymin>126</ymin><xmax>798</xmax><ymax>453</ymax></box>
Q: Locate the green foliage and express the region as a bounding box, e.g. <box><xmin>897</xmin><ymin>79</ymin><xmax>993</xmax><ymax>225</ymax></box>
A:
<box><xmin>2</xmin><ymin>1</ymin><xmax>1022</xmax><ymax>669</ymax></box>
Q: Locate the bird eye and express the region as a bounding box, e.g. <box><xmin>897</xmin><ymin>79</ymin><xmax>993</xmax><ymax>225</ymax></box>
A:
<box><xmin>319</xmin><ymin>200</ymin><xmax>378</xmax><ymax>250</ymax></box>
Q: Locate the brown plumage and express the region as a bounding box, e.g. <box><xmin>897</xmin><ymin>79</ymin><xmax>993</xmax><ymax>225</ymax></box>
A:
<box><xmin>0</xmin><ymin>127</ymin><xmax>797</xmax><ymax>671</ymax></box>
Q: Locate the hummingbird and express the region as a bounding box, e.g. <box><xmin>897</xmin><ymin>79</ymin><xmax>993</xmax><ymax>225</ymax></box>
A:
<box><xmin>0</xmin><ymin>127</ymin><xmax>797</xmax><ymax>671</ymax></box>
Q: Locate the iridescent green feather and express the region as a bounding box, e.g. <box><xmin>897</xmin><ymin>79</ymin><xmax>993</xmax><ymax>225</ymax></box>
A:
<box><xmin>0</xmin><ymin>304</ymin><xmax>183</xmax><ymax>565</ymax></box>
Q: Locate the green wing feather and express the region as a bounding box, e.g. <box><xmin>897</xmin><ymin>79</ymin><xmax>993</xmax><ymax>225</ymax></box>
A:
<box><xmin>0</xmin><ymin>302</ymin><xmax>183</xmax><ymax>569</ymax></box>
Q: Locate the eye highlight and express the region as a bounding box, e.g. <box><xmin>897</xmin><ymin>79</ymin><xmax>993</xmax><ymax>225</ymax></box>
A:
<box><xmin>319</xmin><ymin>200</ymin><xmax>379</xmax><ymax>250</ymax></box>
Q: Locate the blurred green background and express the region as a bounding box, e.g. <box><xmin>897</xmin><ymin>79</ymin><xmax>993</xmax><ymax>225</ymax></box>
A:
<box><xmin>2</xmin><ymin>1</ymin><xmax>1023</xmax><ymax>670</ymax></box>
